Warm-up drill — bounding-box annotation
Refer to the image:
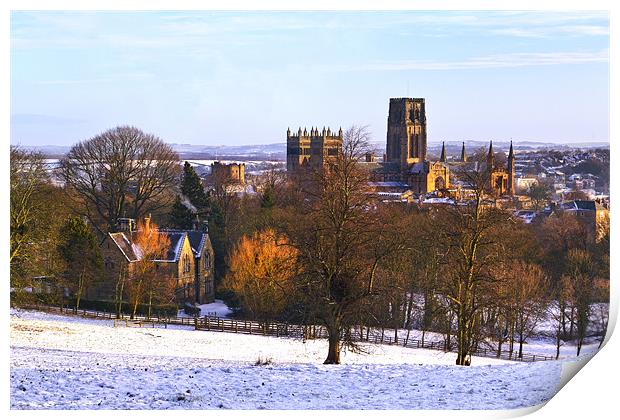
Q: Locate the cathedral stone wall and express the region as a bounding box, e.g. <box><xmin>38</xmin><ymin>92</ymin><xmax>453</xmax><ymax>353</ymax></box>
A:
<box><xmin>286</xmin><ymin>126</ymin><xmax>343</xmax><ymax>174</ymax></box>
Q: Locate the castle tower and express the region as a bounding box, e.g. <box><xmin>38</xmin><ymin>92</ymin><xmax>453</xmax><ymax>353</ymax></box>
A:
<box><xmin>386</xmin><ymin>98</ymin><xmax>427</xmax><ymax>171</ymax></box>
<box><xmin>460</xmin><ymin>142</ymin><xmax>467</xmax><ymax>162</ymax></box>
<box><xmin>440</xmin><ymin>142</ymin><xmax>446</xmax><ymax>163</ymax></box>
<box><xmin>507</xmin><ymin>140</ymin><xmax>515</xmax><ymax>196</ymax></box>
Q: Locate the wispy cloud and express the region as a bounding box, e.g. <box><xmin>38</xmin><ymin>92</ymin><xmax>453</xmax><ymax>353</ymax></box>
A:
<box><xmin>10</xmin><ymin>10</ymin><xmax>609</xmax><ymax>51</ymax></box>
<box><xmin>325</xmin><ymin>50</ymin><xmax>609</xmax><ymax>72</ymax></box>
<box><xmin>492</xmin><ymin>25</ymin><xmax>609</xmax><ymax>38</ymax></box>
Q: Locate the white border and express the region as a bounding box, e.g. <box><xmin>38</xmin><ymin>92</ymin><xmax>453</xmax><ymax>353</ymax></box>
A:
<box><xmin>1</xmin><ymin>1</ymin><xmax>616</xmax><ymax>419</ymax></box>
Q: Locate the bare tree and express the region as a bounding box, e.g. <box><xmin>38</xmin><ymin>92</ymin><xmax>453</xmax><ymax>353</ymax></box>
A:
<box><xmin>566</xmin><ymin>248</ymin><xmax>595</xmax><ymax>355</ymax></box>
<box><xmin>10</xmin><ymin>147</ymin><xmax>71</xmax><ymax>301</ymax></box>
<box><xmin>280</xmin><ymin>126</ymin><xmax>406</xmax><ymax>364</ymax></box>
<box><xmin>495</xmin><ymin>261</ymin><xmax>548</xmax><ymax>358</ymax></box>
<box><xmin>10</xmin><ymin>147</ymin><xmax>48</xmax><ymax>267</ymax></box>
<box><xmin>538</xmin><ymin>212</ymin><xmax>591</xmax><ymax>340</ymax></box>
<box><xmin>437</xmin><ymin>161</ymin><xmax>512</xmax><ymax>365</ymax></box>
<box><xmin>60</xmin><ymin>126</ymin><xmax>181</xmax><ymax>234</ymax></box>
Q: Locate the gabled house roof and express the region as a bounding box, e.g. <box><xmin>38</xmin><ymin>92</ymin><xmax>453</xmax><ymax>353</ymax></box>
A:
<box><xmin>158</xmin><ymin>229</ymin><xmax>211</xmax><ymax>259</ymax></box>
<box><xmin>154</xmin><ymin>232</ymin><xmax>187</xmax><ymax>263</ymax></box>
<box><xmin>109</xmin><ymin>232</ymin><xmax>140</xmax><ymax>262</ymax></box>
<box><xmin>562</xmin><ymin>200</ymin><xmax>600</xmax><ymax>211</ymax></box>
<box><xmin>107</xmin><ymin>230</ymin><xmax>189</xmax><ymax>263</ymax></box>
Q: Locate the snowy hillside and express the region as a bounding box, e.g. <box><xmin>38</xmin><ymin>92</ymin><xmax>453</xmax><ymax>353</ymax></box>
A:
<box><xmin>9</xmin><ymin>309</ymin><xmax>576</xmax><ymax>410</ymax></box>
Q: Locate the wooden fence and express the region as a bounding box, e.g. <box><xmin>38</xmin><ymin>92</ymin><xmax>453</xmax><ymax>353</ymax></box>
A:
<box><xmin>17</xmin><ymin>303</ymin><xmax>554</xmax><ymax>362</ymax></box>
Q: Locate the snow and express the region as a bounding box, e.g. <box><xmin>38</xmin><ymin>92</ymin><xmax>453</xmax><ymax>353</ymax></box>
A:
<box><xmin>9</xmin><ymin>309</ymin><xmax>571</xmax><ymax>410</ymax></box>
<box><xmin>178</xmin><ymin>299</ymin><xmax>232</xmax><ymax>318</ymax></box>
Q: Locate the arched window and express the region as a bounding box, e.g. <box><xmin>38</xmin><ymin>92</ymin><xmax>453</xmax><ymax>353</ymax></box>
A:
<box><xmin>184</xmin><ymin>255</ymin><xmax>190</xmax><ymax>273</ymax></box>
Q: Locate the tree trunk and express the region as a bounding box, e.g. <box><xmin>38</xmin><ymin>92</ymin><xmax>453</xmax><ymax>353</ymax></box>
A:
<box><xmin>148</xmin><ymin>288</ymin><xmax>153</xmax><ymax>320</ymax></box>
<box><xmin>456</xmin><ymin>305</ymin><xmax>470</xmax><ymax>366</ymax></box>
<box><xmin>496</xmin><ymin>313</ymin><xmax>505</xmax><ymax>358</ymax></box>
<box><xmin>508</xmin><ymin>318</ymin><xmax>515</xmax><ymax>358</ymax></box>
<box><xmin>445</xmin><ymin>309</ymin><xmax>453</xmax><ymax>352</ymax></box>
<box><xmin>75</xmin><ymin>270</ymin><xmax>85</xmax><ymax>314</ymax></box>
<box><xmin>569</xmin><ymin>306</ymin><xmax>575</xmax><ymax>339</ymax></box>
<box><xmin>117</xmin><ymin>276</ymin><xmax>125</xmax><ymax>318</ymax></box>
<box><xmin>556</xmin><ymin>319</ymin><xmax>562</xmax><ymax>359</ymax></box>
<box><xmin>324</xmin><ymin>327</ymin><xmax>341</xmax><ymax>364</ymax></box>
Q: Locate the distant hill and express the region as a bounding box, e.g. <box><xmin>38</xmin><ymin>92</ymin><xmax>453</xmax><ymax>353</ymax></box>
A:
<box><xmin>13</xmin><ymin>139</ymin><xmax>608</xmax><ymax>160</ymax></box>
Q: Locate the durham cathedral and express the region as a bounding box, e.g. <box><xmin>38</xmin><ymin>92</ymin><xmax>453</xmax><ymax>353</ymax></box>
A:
<box><xmin>286</xmin><ymin>97</ymin><xmax>515</xmax><ymax>197</ymax></box>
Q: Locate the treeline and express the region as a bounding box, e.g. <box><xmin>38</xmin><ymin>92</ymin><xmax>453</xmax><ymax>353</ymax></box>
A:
<box><xmin>9</xmin><ymin>125</ymin><xmax>610</xmax><ymax>366</ymax></box>
<box><xmin>210</xmin><ymin>127</ymin><xmax>609</xmax><ymax>365</ymax></box>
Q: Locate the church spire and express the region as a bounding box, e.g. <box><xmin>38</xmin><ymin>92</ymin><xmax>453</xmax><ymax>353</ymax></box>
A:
<box><xmin>487</xmin><ymin>140</ymin><xmax>494</xmax><ymax>169</ymax></box>
<box><xmin>460</xmin><ymin>141</ymin><xmax>467</xmax><ymax>162</ymax></box>
<box><xmin>440</xmin><ymin>141</ymin><xmax>446</xmax><ymax>162</ymax></box>
<box><xmin>508</xmin><ymin>140</ymin><xmax>515</xmax><ymax>196</ymax></box>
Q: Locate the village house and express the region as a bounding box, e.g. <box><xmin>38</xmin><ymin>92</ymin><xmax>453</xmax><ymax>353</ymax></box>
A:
<box><xmin>560</xmin><ymin>199</ymin><xmax>610</xmax><ymax>242</ymax></box>
<box><xmin>93</xmin><ymin>219</ymin><xmax>215</xmax><ymax>305</ymax></box>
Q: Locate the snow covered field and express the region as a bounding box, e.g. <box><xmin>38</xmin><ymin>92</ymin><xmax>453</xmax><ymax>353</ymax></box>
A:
<box><xmin>9</xmin><ymin>309</ymin><xmax>573</xmax><ymax>410</ymax></box>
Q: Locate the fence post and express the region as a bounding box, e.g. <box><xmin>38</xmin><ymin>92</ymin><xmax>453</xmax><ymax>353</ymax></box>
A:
<box><xmin>194</xmin><ymin>318</ymin><xmax>198</xmax><ymax>330</ymax></box>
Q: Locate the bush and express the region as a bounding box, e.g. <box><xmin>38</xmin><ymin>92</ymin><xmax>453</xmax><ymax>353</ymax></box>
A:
<box><xmin>254</xmin><ymin>356</ymin><xmax>273</xmax><ymax>366</ymax></box>
<box><xmin>183</xmin><ymin>302</ymin><xmax>201</xmax><ymax>317</ymax></box>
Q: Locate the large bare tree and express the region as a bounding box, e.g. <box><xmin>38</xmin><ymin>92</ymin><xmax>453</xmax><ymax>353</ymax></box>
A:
<box><xmin>281</xmin><ymin>126</ymin><xmax>405</xmax><ymax>364</ymax></box>
<box><xmin>438</xmin><ymin>161</ymin><xmax>513</xmax><ymax>365</ymax></box>
<box><xmin>60</xmin><ymin>126</ymin><xmax>180</xmax><ymax>234</ymax></box>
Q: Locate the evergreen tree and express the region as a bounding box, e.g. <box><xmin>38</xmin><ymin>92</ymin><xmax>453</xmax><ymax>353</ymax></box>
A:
<box><xmin>169</xmin><ymin>195</ymin><xmax>195</xmax><ymax>229</ymax></box>
<box><xmin>181</xmin><ymin>162</ymin><xmax>208</xmax><ymax>208</ymax></box>
<box><xmin>260</xmin><ymin>185</ymin><xmax>276</xmax><ymax>209</ymax></box>
<box><xmin>57</xmin><ymin>217</ymin><xmax>103</xmax><ymax>311</ymax></box>
<box><xmin>207</xmin><ymin>200</ymin><xmax>228</xmax><ymax>284</ymax></box>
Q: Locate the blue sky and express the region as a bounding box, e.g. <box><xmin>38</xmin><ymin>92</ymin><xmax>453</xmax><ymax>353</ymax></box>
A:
<box><xmin>10</xmin><ymin>11</ymin><xmax>609</xmax><ymax>146</ymax></box>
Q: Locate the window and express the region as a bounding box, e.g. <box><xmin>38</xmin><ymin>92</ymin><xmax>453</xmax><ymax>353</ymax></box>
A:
<box><xmin>182</xmin><ymin>255</ymin><xmax>191</xmax><ymax>273</ymax></box>
<box><xmin>203</xmin><ymin>253</ymin><xmax>210</xmax><ymax>270</ymax></box>
<box><xmin>327</xmin><ymin>148</ymin><xmax>339</xmax><ymax>156</ymax></box>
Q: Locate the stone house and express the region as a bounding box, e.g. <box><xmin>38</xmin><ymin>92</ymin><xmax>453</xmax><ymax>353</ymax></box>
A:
<box><xmin>561</xmin><ymin>200</ymin><xmax>610</xmax><ymax>242</ymax></box>
<box><xmin>94</xmin><ymin>226</ymin><xmax>215</xmax><ymax>305</ymax></box>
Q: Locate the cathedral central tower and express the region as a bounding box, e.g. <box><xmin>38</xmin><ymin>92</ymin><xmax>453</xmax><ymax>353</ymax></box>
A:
<box><xmin>386</xmin><ymin>98</ymin><xmax>427</xmax><ymax>170</ymax></box>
